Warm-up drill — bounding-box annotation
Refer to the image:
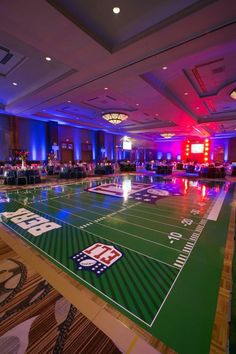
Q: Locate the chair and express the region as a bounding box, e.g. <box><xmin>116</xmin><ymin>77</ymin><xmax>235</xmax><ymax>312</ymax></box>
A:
<box><xmin>4</xmin><ymin>170</ymin><xmax>16</xmax><ymax>185</ymax></box>
<box><xmin>15</xmin><ymin>170</ymin><xmax>27</xmax><ymax>185</ymax></box>
<box><xmin>47</xmin><ymin>166</ymin><xmax>54</xmax><ymax>175</ymax></box>
<box><xmin>28</xmin><ymin>170</ymin><xmax>41</xmax><ymax>184</ymax></box>
<box><xmin>60</xmin><ymin>167</ymin><xmax>70</xmax><ymax>178</ymax></box>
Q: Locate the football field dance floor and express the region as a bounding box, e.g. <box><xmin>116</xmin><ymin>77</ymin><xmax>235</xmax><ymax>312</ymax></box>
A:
<box><xmin>0</xmin><ymin>175</ymin><xmax>234</xmax><ymax>354</ymax></box>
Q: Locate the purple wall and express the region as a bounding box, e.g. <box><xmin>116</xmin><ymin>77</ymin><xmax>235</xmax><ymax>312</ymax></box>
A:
<box><xmin>17</xmin><ymin>118</ymin><xmax>47</xmax><ymax>160</ymax></box>
<box><xmin>1</xmin><ymin>113</ymin><xmax>236</xmax><ymax>163</ymax></box>
<box><xmin>58</xmin><ymin>125</ymin><xmax>96</xmax><ymax>161</ymax></box>
<box><xmin>58</xmin><ymin>126</ymin><xmax>115</xmax><ymax>161</ymax></box>
<box><xmin>210</xmin><ymin>138</ymin><xmax>229</xmax><ymax>162</ymax></box>
<box><xmin>228</xmin><ymin>137</ymin><xmax>236</xmax><ymax>162</ymax></box>
<box><xmin>0</xmin><ymin>115</ymin><xmax>11</xmax><ymax>160</ymax></box>
<box><xmin>104</xmin><ymin>132</ymin><xmax>114</xmax><ymax>160</ymax></box>
<box><xmin>156</xmin><ymin>140</ymin><xmax>182</xmax><ymax>160</ymax></box>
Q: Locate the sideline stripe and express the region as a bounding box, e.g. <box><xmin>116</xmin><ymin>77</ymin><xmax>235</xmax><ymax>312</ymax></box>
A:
<box><xmin>207</xmin><ymin>189</ymin><xmax>228</xmax><ymax>221</ymax></box>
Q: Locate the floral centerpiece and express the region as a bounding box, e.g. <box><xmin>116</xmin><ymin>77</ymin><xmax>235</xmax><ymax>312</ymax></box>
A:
<box><xmin>48</xmin><ymin>152</ymin><xmax>55</xmax><ymax>166</ymax></box>
<box><xmin>16</xmin><ymin>151</ymin><xmax>29</xmax><ymax>169</ymax></box>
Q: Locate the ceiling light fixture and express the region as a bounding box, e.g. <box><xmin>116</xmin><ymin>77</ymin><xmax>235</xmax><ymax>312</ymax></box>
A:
<box><xmin>45</xmin><ymin>56</ymin><xmax>52</xmax><ymax>61</ymax></box>
<box><xmin>104</xmin><ymin>87</ymin><xmax>108</xmax><ymax>90</ymax></box>
<box><xmin>113</xmin><ymin>7</ymin><xmax>120</xmax><ymax>14</ymax></box>
<box><xmin>160</xmin><ymin>133</ymin><xmax>175</xmax><ymax>139</ymax></box>
<box><xmin>162</xmin><ymin>66</ymin><xmax>168</xmax><ymax>70</ymax></box>
<box><xmin>67</xmin><ymin>100</ymin><xmax>71</xmax><ymax>103</ymax></box>
<box><xmin>193</xmin><ymin>127</ymin><xmax>201</xmax><ymax>133</ymax></box>
<box><xmin>184</xmin><ymin>92</ymin><xmax>188</xmax><ymax>95</ymax></box>
<box><xmin>102</xmin><ymin>112</ymin><xmax>128</xmax><ymax>125</ymax></box>
<box><xmin>230</xmin><ymin>88</ymin><xmax>236</xmax><ymax>100</ymax></box>
<box><xmin>12</xmin><ymin>82</ymin><xmax>18</xmax><ymax>86</ymax></box>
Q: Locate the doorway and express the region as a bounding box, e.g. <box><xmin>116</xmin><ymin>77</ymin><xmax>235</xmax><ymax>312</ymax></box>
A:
<box><xmin>60</xmin><ymin>142</ymin><xmax>74</xmax><ymax>163</ymax></box>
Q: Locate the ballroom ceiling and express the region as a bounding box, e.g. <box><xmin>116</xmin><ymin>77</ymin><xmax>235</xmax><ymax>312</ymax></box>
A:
<box><xmin>0</xmin><ymin>0</ymin><xmax>236</xmax><ymax>141</ymax></box>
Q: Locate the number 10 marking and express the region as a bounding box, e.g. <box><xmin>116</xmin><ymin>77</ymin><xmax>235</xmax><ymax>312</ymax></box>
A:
<box><xmin>168</xmin><ymin>232</ymin><xmax>182</xmax><ymax>241</ymax></box>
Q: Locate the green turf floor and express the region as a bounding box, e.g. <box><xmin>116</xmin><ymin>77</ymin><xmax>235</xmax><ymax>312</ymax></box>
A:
<box><xmin>0</xmin><ymin>176</ymin><xmax>233</xmax><ymax>354</ymax></box>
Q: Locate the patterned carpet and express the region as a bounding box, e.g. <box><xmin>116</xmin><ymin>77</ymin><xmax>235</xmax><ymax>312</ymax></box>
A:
<box><xmin>0</xmin><ymin>239</ymin><xmax>121</xmax><ymax>354</ymax></box>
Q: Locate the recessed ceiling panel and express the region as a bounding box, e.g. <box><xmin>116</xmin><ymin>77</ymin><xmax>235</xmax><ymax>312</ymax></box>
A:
<box><xmin>0</xmin><ymin>31</ymin><xmax>75</xmax><ymax>106</ymax></box>
<box><xmin>0</xmin><ymin>45</ymin><xmax>25</xmax><ymax>76</ymax></box>
<box><xmin>47</xmin><ymin>0</ymin><xmax>215</xmax><ymax>52</ymax></box>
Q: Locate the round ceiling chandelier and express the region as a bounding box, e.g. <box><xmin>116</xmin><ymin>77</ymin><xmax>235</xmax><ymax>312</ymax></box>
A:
<box><xmin>230</xmin><ymin>88</ymin><xmax>236</xmax><ymax>100</ymax></box>
<box><xmin>160</xmin><ymin>133</ymin><xmax>175</xmax><ymax>139</ymax></box>
<box><xmin>102</xmin><ymin>112</ymin><xmax>128</xmax><ymax>125</ymax></box>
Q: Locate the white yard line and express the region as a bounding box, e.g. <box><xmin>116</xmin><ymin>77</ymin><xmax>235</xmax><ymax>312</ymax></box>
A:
<box><xmin>38</xmin><ymin>201</ymin><xmax>184</xmax><ymax>251</ymax></box>
<box><xmin>5</xmin><ymin>198</ymin><xmax>180</xmax><ymax>268</ymax></box>
<box><xmin>2</xmin><ymin>180</ymin><xmax>226</xmax><ymax>327</ymax></box>
<box><xmin>48</xmin><ymin>198</ymin><xmax>195</xmax><ymax>234</ymax></box>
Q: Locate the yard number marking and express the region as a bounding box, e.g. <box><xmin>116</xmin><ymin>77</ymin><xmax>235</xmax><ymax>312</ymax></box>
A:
<box><xmin>190</xmin><ymin>209</ymin><xmax>200</xmax><ymax>215</ymax></box>
<box><xmin>181</xmin><ymin>218</ymin><xmax>193</xmax><ymax>227</ymax></box>
<box><xmin>168</xmin><ymin>232</ymin><xmax>182</xmax><ymax>244</ymax></box>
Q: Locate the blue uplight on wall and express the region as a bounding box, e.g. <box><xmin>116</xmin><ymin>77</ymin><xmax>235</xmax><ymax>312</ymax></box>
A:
<box><xmin>224</xmin><ymin>141</ymin><xmax>228</xmax><ymax>162</ymax></box>
<box><xmin>92</xmin><ymin>131</ymin><xmax>96</xmax><ymax>160</ymax></box>
<box><xmin>157</xmin><ymin>152</ymin><xmax>163</xmax><ymax>160</ymax></box>
<box><xmin>177</xmin><ymin>154</ymin><xmax>181</xmax><ymax>161</ymax></box>
<box><xmin>74</xmin><ymin>143</ymin><xmax>80</xmax><ymax>160</ymax></box>
<box><xmin>144</xmin><ymin>149</ymin><xmax>147</xmax><ymax>161</ymax></box>
<box><xmin>166</xmin><ymin>152</ymin><xmax>172</xmax><ymax>160</ymax></box>
<box><xmin>27</xmin><ymin>120</ymin><xmax>47</xmax><ymax>160</ymax></box>
<box><xmin>32</xmin><ymin>144</ymin><xmax>37</xmax><ymax>160</ymax></box>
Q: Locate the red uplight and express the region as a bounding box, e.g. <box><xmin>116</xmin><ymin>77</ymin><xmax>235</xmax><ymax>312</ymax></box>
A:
<box><xmin>201</xmin><ymin>185</ymin><xmax>206</xmax><ymax>198</ymax></box>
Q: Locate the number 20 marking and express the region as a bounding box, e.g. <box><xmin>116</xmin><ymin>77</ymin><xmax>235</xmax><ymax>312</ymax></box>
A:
<box><xmin>181</xmin><ymin>218</ymin><xmax>193</xmax><ymax>227</ymax></box>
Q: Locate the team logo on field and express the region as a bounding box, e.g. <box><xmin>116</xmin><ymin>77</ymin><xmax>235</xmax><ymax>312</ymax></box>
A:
<box><xmin>86</xmin><ymin>182</ymin><xmax>152</xmax><ymax>198</ymax></box>
<box><xmin>70</xmin><ymin>243</ymin><xmax>123</xmax><ymax>277</ymax></box>
<box><xmin>86</xmin><ymin>182</ymin><xmax>183</xmax><ymax>204</ymax></box>
<box><xmin>130</xmin><ymin>184</ymin><xmax>183</xmax><ymax>204</ymax></box>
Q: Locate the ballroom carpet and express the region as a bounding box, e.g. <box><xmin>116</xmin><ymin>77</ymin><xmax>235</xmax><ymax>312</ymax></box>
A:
<box><xmin>0</xmin><ymin>239</ymin><xmax>121</xmax><ymax>354</ymax></box>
